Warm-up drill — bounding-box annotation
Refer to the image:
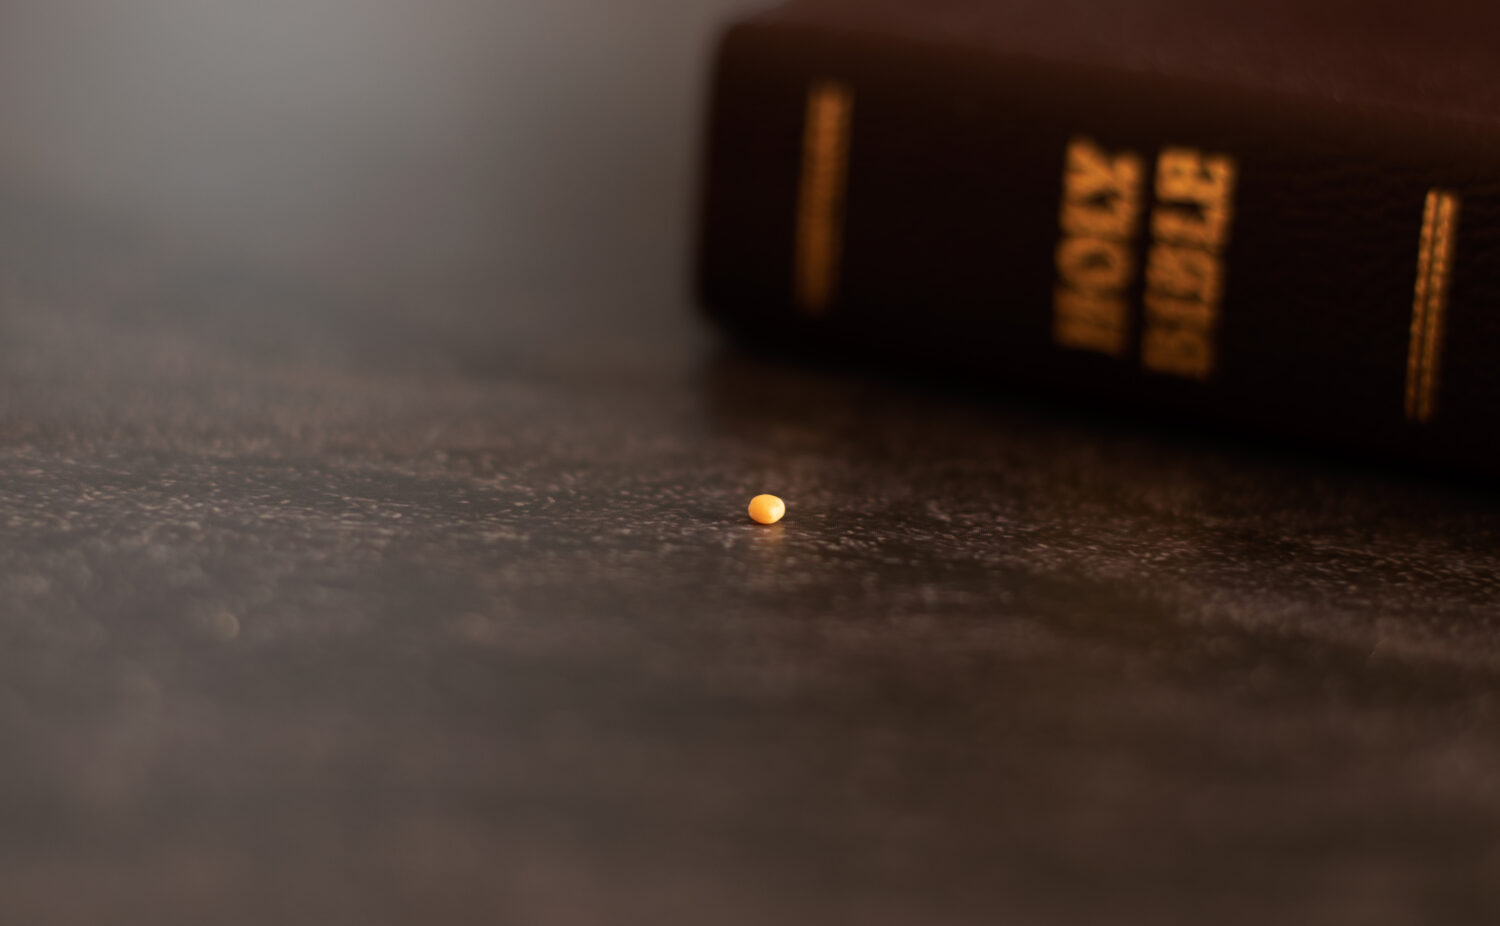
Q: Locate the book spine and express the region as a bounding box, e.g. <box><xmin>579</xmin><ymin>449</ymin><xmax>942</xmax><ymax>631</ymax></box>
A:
<box><xmin>696</xmin><ymin>17</ymin><xmax>1500</xmax><ymax>474</ymax></box>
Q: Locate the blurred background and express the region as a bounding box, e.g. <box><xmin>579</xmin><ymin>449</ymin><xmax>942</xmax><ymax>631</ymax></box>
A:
<box><xmin>0</xmin><ymin>0</ymin><xmax>754</xmax><ymax>332</ymax></box>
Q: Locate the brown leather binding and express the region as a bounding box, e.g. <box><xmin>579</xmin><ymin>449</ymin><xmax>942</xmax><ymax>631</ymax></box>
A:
<box><xmin>697</xmin><ymin>0</ymin><xmax>1500</xmax><ymax>474</ymax></box>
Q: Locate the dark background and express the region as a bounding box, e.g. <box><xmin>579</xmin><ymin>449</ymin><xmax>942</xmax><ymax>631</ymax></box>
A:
<box><xmin>2</xmin><ymin>2</ymin><xmax>1500</xmax><ymax>924</ymax></box>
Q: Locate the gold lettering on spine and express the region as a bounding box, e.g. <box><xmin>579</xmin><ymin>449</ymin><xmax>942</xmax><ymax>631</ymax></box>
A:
<box><xmin>1054</xmin><ymin>138</ymin><xmax>1145</xmax><ymax>356</ymax></box>
<box><xmin>1406</xmin><ymin>189</ymin><xmax>1460</xmax><ymax>424</ymax></box>
<box><xmin>794</xmin><ymin>81</ymin><xmax>853</xmax><ymax>315</ymax></box>
<box><xmin>1142</xmin><ymin>148</ymin><xmax>1237</xmax><ymax>380</ymax></box>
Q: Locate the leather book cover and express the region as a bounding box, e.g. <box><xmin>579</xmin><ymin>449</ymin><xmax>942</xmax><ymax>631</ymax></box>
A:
<box><xmin>696</xmin><ymin>0</ymin><xmax>1500</xmax><ymax>475</ymax></box>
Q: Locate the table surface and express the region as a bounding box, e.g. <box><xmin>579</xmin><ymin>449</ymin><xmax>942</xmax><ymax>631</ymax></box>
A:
<box><xmin>4</xmin><ymin>4</ymin><xmax>1500</xmax><ymax>924</ymax></box>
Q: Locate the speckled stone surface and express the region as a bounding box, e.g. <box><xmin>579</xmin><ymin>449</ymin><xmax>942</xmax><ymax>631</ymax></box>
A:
<box><xmin>3</xmin><ymin>219</ymin><xmax>1500</xmax><ymax>925</ymax></box>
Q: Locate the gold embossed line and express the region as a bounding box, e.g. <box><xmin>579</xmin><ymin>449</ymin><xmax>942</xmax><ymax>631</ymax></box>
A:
<box><xmin>794</xmin><ymin>81</ymin><xmax>853</xmax><ymax>315</ymax></box>
<box><xmin>1406</xmin><ymin>189</ymin><xmax>1460</xmax><ymax>424</ymax></box>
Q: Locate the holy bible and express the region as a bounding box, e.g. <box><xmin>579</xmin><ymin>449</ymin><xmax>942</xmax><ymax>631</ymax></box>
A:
<box><xmin>696</xmin><ymin>0</ymin><xmax>1500</xmax><ymax>474</ymax></box>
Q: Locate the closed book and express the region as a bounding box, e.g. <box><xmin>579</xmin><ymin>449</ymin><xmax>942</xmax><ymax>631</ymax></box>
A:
<box><xmin>696</xmin><ymin>0</ymin><xmax>1500</xmax><ymax>474</ymax></box>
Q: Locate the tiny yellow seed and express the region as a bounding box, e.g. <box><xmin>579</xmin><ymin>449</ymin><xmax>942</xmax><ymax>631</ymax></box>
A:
<box><xmin>748</xmin><ymin>494</ymin><xmax>786</xmax><ymax>525</ymax></box>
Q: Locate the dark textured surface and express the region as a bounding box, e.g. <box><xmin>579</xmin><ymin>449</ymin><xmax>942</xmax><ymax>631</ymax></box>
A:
<box><xmin>4</xmin><ymin>2</ymin><xmax>1500</xmax><ymax>923</ymax></box>
<box><xmin>5</xmin><ymin>211</ymin><xmax>1500</xmax><ymax>925</ymax></box>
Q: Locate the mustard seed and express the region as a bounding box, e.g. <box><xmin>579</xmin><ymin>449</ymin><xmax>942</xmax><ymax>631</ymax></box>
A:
<box><xmin>748</xmin><ymin>494</ymin><xmax>786</xmax><ymax>525</ymax></box>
